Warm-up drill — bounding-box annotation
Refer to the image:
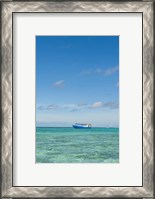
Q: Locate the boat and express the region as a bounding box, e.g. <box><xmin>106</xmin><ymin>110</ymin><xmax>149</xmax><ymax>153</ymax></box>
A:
<box><xmin>72</xmin><ymin>123</ymin><xmax>91</xmax><ymax>129</ymax></box>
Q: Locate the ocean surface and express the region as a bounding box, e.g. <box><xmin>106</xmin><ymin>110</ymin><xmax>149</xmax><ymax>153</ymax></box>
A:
<box><xmin>36</xmin><ymin>127</ymin><xmax>119</xmax><ymax>163</ymax></box>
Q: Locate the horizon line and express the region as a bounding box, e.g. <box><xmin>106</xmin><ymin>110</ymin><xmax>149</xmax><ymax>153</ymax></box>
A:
<box><xmin>36</xmin><ymin>126</ymin><xmax>119</xmax><ymax>128</ymax></box>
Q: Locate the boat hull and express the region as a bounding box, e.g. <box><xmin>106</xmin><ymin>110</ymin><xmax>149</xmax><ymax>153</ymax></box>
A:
<box><xmin>73</xmin><ymin>124</ymin><xmax>91</xmax><ymax>129</ymax></box>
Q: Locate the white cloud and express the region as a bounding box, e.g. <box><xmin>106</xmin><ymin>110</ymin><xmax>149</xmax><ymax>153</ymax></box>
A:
<box><xmin>103</xmin><ymin>102</ymin><xmax>119</xmax><ymax>109</ymax></box>
<box><xmin>95</xmin><ymin>68</ymin><xmax>104</xmax><ymax>74</ymax></box>
<box><xmin>77</xmin><ymin>101</ymin><xmax>87</xmax><ymax>107</ymax></box>
<box><xmin>90</xmin><ymin>101</ymin><xmax>118</xmax><ymax>109</ymax></box>
<box><xmin>80</xmin><ymin>66</ymin><xmax>118</xmax><ymax>76</ymax></box>
<box><xmin>47</xmin><ymin>104</ymin><xmax>59</xmax><ymax>110</ymax></box>
<box><xmin>104</xmin><ymin>66</ymin><xmax>118</xmax><ymax>76</ymax></box>
<box><xmin>53</xmin><ymin>80</ymin><xmax>64</xmax><ymax>88</ymax></box>
<box><xmin>37</xmin><ymin>101</ymin><xmax>118</xmax><ymax>112</ymax></box>
<box><xmin>37</xmin><ymin>106</ymin><xmax>45</xmax><ymax>110</ymax></box>
<box><xmin>91</xmin><ymin>101</ymin><xmax>103</xmax><ymax>108</ymax></box>
<box><xmin>62</xmin><ymin>104</ymin><xmax>77</xmax><ymax>109</ymax></box>
<box><xmin>70</xmin><ymin>109</ymin><xmax>78</xmax><ymax>112</ymax></box>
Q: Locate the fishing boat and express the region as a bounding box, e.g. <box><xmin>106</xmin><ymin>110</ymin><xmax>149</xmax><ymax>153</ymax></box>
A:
<box><xmin>72</xmin><ymin>123</ymin><xmax>91</xmax><ymax>129</ymax></box>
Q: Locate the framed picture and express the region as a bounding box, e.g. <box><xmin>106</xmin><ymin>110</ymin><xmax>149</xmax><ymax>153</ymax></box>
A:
<box><xmin>1</xmin><ymin>0</ymin><xmax>154</xmax><ymax>198</ymax></box>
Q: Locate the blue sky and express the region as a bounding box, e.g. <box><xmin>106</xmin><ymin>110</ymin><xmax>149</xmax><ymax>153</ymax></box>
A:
<box><xmin>36</xmin><ymin>36</ymin><xmax>119</xmax><ymax>127</ymax></box>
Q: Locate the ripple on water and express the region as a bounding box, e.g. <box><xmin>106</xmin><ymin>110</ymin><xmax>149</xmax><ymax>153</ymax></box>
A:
<box><xmin>36</xmin><ymin>127</ymin><xmax>119</xmax><ymax>163</ymax></box>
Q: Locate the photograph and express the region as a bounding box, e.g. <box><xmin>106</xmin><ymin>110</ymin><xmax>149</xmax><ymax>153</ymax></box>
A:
<box><xmin>36</xmin><ymin>36</ymin><xmax>119</xmax><ymax>163</ymax></box>
<box><xmin>1</xmin><ymin>0</ymin><xmax>154</xmax><ymax>197</ymax></box>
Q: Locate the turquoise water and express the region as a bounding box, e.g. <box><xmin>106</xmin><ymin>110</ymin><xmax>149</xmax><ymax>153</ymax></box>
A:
<box><xmin>36</xmin><ymin>127</ymin><xmax>119</xmax><ymax>163</ymax></box>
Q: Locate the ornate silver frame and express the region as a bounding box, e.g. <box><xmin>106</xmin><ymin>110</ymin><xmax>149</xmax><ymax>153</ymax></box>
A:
<box><xmin>1</xmin><ymin>1</ymin><xmax>154</xmax><ymax>198</ymax></box>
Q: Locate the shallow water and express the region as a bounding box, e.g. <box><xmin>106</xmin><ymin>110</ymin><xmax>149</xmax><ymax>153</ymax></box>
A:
<box><xmin>36</xmin><ymin>127</ymin><xmax>119</xmax><ymax>163</ymax></box>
